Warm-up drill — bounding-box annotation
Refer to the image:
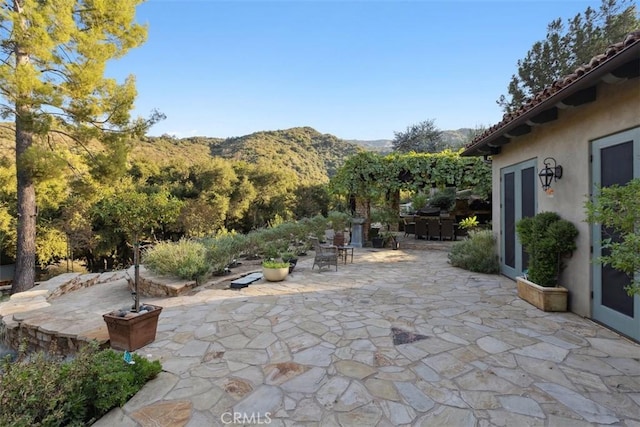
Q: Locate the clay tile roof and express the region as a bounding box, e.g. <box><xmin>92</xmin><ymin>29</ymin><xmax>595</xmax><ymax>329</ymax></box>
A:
<box><xmin>463</xmin><ymin>30</ymin><xmax>640</xmax><ymax>156</ymax></box>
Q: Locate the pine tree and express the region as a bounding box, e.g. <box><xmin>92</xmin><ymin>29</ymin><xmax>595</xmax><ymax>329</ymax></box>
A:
<box><xmin>497</xmin><ymin>0</ymin><xmax>640</xmax><ymax>113</ymax></box>
<box><xmin>0</xmin><ymin>0</ymin><xmax>156</xmax><ymax>293</ymax></box>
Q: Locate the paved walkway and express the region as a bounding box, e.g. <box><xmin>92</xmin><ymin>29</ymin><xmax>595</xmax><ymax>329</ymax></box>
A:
<box><xmin>3</xmin><ymin>241</ymin><xmax>640</xmax><ymax>426</ymax></box>
<box><xmin>91</xmin><ymin>244</ymin><xmax>640</xmax><ymax>426</ymax></box>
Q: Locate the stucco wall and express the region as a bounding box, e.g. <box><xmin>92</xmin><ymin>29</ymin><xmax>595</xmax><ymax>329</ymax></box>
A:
<box><xmin>491</xmin><ymin>77</ymin><xmax>640</xmax><ymax>317</ymax></box>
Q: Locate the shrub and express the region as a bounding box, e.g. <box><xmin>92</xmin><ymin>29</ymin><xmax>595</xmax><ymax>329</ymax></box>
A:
<box><xmin>585</xmin><ymin>178</ymin><xmax>640</xmax><ymax>296</ymax></box>
<box><xmin>448</xmin><ymin>229</ymin><xmax>500</xmax><ymax>273</ymax></box>
<box><xmin>516</xmin><ymin>212</ymin><xmax>578</xmax><ymax>286</ymax></box>
<box><xmin>429</xmin><ymin>188</ymin><xmax>456</xmax><ymax>211</ymax></box>
<box><xmin>0</xmin><ymin>343</ymin><xmax>162</xmax><ymax>426</ymax></box>
<box><xmin>143</xmin><ymin>239</ymin><xmax>208</xmax><ymax>280</ymax></box>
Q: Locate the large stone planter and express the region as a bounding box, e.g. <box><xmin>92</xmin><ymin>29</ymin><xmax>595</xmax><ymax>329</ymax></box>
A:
<box><xmin>262</xmin><ymin>266</ymin><xmax>289</xmax><ymax>282</ymax></box>
<box><xmin>103</xmin><ymin>304</ymin><xmax>162</xmax><ymax>351</ymax></box>
<box><xmin>516</xmin><ymin>276</ymin><xmax>568</xmax><ymax>312</ymax></box>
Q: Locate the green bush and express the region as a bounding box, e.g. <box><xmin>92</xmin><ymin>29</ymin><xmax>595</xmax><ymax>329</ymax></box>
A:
<box><xmin>429</xmin><ymin>188</ymin><xmax>456</xmax><ymax>211</ymax></box>
<box><xmin>0</xmin><ymin>343</ymin><xmax>162</xmax><ymax>426</ymax></box>
<box><xmin>143</xmin><ymin>239</ymin><xmax>209</xmax><ymax>280</ymax></box>
<box><xmin>585</xmin><ymin>178</ymin><xmax>640</xmax><ymax>296</ymax></box>
<box><xmin>516</xmin><ymin>212</ymin><xmax>578</xmax><ymax>287</ymax></box>
<box><xmin>448</xmin><ymin>229</ymin><xmax>499</xmax><ymax>273</ymax></box>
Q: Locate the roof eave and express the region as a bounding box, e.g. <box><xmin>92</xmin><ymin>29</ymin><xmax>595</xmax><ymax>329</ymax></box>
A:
<box><xmin>462</xmin><ymin>41</ymin><xmax>640</xmax><ymax>157</ymax></box>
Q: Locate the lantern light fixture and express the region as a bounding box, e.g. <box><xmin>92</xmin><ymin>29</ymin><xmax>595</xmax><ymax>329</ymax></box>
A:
<box><xmin>538</xmin><ymin>157</ymin><xmax>563</xmax><ymax>191</ymax></box>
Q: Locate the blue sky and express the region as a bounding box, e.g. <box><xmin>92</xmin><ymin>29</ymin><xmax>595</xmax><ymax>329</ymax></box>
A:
<box><xmin>108</xmin><ymin>0</ymin><xmax>611</xmax><ymax>140</ymax></box>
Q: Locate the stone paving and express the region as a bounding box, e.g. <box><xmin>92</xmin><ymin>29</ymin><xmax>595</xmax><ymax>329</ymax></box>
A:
<box><xmin>3</xmin><ymin>240</ymin><xmax>640</xmax><ymax>426</ymax></box>
<box><xmin>89</xmin><ymin>243</ymin><xmax>640</xmax><ymax>427</ymax></box>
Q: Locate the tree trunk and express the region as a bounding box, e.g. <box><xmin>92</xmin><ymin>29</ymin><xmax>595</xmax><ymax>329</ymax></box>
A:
<box><xmin>12</xmin><ymin>113</ymin><xmax>37</xmax><ymax>294</ymax></box>
<box><xmin>11</xmin><ymin>12</ymin><xmax>37</xmax><ymax>294</ymax></box>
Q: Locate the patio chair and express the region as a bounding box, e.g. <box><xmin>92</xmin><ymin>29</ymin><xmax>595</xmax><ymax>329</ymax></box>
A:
<box><xmin>427</xmin><ymin>217</ymin><xmax>441</xmax><ymax>240</ymax></box>
<box><xmin>440</xmin><ymin>218</ymin><xmax>455</xmax><ymax>241</ymax></box>
<box><xmin>309</xmin><ymin>237</ymin><xmax>338</xmax><ymax>271</ymax></box>
<box><xmin>414</xmin><ymin>218</ymin><xmax>427</xmax><ymax>239</ymax></box>
<box><xmin>403</xmin><ymin>217</ymin><xmax>416</xmax><ymax>237</ymax></box>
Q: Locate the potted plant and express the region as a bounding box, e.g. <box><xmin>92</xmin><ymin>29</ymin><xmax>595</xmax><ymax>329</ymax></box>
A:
<box><xmin>281</xmin><ymin>251</ymin><xmax>298</xmax><ymax>273</ymax></box>
<box><xmin>327</xmin><ymin>211</ymin><xmax>351</xmax><ymax>246</ymax></box>
<box><xmin>262</xmin><ymin>259</ymin><xmax>290</xmax><ymax>282</ymax></box>
<box><xmin>515</xmin><ymin>211</ymin><xmax>579</xmax><ymax>311</ymax></box>
<box><xmin>429</xmin><ymin>188</ymin><xmax>456</xmax><ymax>214</ymax></box>
<box><xmin>370</xmin><ymin>207</ymin><xmax>398</xmax><ymax>249</ymax></box>
<box><xmin>410</xmin><ymin>192</ymin><xmax>429</xmax><ymax>213</ymax></box>
<box><xmin>95</xmin><ymin>190</ymin><xmax>181</xmax><ymax>351</ymax></box>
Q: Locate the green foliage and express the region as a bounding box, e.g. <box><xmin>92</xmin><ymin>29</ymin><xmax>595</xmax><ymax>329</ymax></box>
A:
<box><xmin>308</xmin><ymin>214</ymin><xmax>329</xmax><ymax>240</ymax></box>
<box><xmin>331</xmin><ymin>150</ymin><xmax>491</xmax><ymax>201</ymax></box>
<box><xmin>94</xmin><ymin>188</ymin><xmax>183</xmax><ymax>243</ymax></box>
<box><xmin>458</xmin><ymin>215</ymin><xmax>479</xmax><ymax>230</ymax></box>
<box><xmin>201</xmin><ymin>233</ymin><xmax>246</xmax><ymax>275</ymax></box>
<box><xmin>516</xmin><ymin>212</ymin><xmax>579</xmax><ymax>287</ymax></box>
<box><xmin>293</xmin><ymin>184</ymin><xmax>330</xmax><ymax>219</ymax></box>
<box><xmin>392</xmin><ymin>119</ymin><xmax>444</xmax><ymax>153</ymax></box>
<box><xmin>262</xmin><ymin>260</ymin><xmax>290</xmax><ymax>269</ymax></box>
<box><xmin>16</xmin><ymin>145</ymin><xmax>67</xmax><ymax>183</ymax></box>
<box><xmin>35</xmin><ymin>224</ymin><xmax>67</xmax><ymax>268</ymax></box>
<box><xmin>585</xmin><ymin>178</ymin><xmax>640</xmax><ymax>296</ymax></box>
<box><xmin>448</xmin><ymin>229</ymin><xmax>500</xmax><ymax>273</ymax></box>
<box><xmin>410</xmin><ymin>192</ymin><xmax>428</xmax><ymax>211</ymax></box>
<box><xmin>327</xmin><ymin>210</ymin><xmax>351</xmax><ymax>231</ymax></box>
<box><xmin>208</xmin><ymin>127</ymin><xmax>361</xmax><ymax>185</ymax></box>
<box><xmin>498</xmin><ymin>0</ymin><xmax>640</xmax><ymax>112</ymax></box>
<box><xmin>281</xmin><ymin>252</ymin><xmax>296</xmax><ymax>262</ymax></box>
<box><xmin>0</xmin><ymin>343</ymin><xmax>161</xmax><ymax>426</ymax></box>
<box><xmin>4</xmin><ymin>0</ymin><xmax>154</xmax><ymax>291</ymax></box>
<box><xmin>429</xmin><ymin>188</ymin><xmax>456</xmax><ymax>211</ymax></box>
<box><xmin>143</xmin><ymin>239</ymin><xmax>208</xmax><ymax>280</ymax></box>
<box><xmin>370</xmin><ymin>206</ymin><xmax>398</xmax><ymax>231</ymax></box>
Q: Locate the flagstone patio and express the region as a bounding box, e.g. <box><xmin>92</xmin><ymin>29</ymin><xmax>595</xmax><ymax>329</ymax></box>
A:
<box><xmin>2</xmin><ymin>239</ymin><xmax>640</xmax><ymax>426</ymax></box>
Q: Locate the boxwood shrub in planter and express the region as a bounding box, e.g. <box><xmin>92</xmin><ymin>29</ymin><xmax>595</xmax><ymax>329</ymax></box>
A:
<box><xmin>515</xmin><ymin>212</ymin><xmax>578</xmax><ymax>311</ymax></box>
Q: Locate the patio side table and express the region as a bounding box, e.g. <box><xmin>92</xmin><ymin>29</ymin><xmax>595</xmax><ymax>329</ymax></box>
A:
<box><xmin>338</xmin><ymin>245</ymin><xmax>354</xmax><ymax>264</ymax></box>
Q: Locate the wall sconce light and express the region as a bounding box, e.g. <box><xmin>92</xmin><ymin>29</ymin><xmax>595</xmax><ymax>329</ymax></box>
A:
<box><xmin>538</xmin><ymin>157</ymin><xmax>563</xmax><ymax>191</ymax></box>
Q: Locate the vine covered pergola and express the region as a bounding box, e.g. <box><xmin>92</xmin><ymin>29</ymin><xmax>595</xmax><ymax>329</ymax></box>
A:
<box><xmin>329</xmin><ymin>150</ymin><xmax>491</xmax><ymax>235</ymax></box>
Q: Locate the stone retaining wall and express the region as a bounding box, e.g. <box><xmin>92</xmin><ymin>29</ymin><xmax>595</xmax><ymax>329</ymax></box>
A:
<box><xmin>125</xmin><ymin>265</ymin><xmax>198</xmax><ymax>297</ymax></box>
<box><xmin>2</xmin><ymin>315</ymin><xmax>108</xmax><ymax>355</ymax></box>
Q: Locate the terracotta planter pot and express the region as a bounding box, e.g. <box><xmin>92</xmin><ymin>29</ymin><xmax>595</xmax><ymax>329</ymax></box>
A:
<box><xmin>103</xmin><ymin>304</ymin><xmax>163</xmax><ymax>351</ymax></box>
<box><xmin>516</xmin><ymin>277</ymin><xmax>568</xmax><ymax>312</ymax></box>
<box><xmin>262</xmin><ymin>266</ymin><xmax>289</xmax><ymax>282</ymax></box>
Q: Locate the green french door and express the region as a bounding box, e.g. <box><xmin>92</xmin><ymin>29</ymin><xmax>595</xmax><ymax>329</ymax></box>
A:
<box><xmin>592</xmin><ymin>127</ymin><xmax>640</xmax><ymax>341</ymax></box>
<box><xmin>500</xmin><ymin>159</ymin><xmax>537</xmax><ymax>279</ymax></box>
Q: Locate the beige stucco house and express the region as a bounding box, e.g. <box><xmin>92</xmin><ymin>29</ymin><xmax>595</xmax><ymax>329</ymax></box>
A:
<box><xmin>463</xmin><ymin>31</ymin><xmax>640</xmax><ymax>342</ymax></box>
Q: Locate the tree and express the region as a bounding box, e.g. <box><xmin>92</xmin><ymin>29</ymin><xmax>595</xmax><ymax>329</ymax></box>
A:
<box><xmin>94</xmin><ymin>188</ymin><xmax>182</xmax><ymax>311</ymax></box>
<box><xmin>585</xmin><ymin>179</ymin><xmax>640</xmax><ymax>296</ymax></box>
<box><xmin>497</xmin><ymin>0</ymin><xmax>640</xmax><ymax>112</ymax></box>
<box><xmin>1</xmin><ymin>0</ymin><xmax>155</xmax><ymax>293</ymax></box>
<box><xmin>392</xmin><ymin>119</ymin><xmax>444</xmax><ymax>153</ymax></box>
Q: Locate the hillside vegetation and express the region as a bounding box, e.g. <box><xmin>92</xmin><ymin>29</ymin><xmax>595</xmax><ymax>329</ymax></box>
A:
<box><xmin>207</xmin><ymin>127</ymin><xmax>362</xmax><ymax>184</ymax></box>
<box><xmin>0</xmin><ymin>124</ymin><xmax>361</xmax><ymax>185</ymax></box>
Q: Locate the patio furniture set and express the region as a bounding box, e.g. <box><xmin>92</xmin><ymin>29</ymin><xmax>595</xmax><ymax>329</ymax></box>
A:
<box><xmin>403</xmin><ymin>216</ymin><xmax>457</xmax><ymax>241</ymax></box>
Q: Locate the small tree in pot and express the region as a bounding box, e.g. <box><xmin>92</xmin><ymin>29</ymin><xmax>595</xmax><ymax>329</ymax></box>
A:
<box><xmin>95</xmin><ymin>188</ymin><xmax>182</xmax><ymax>350</ymax></box>
<box><xmin>515</xmin><ymin>211</ymin><xmax>578</xmax><ymax>311</ymax></box>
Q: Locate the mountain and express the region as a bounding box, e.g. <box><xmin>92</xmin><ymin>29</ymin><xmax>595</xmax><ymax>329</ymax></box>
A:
<box><xmin>0</xmin><ymin>124</ymin><xmax>476</xmax><ymax>185</ymax></box>
<box><xmin>347</xmin><ymin>128</ymin><xmax>475</xmax><ymax>153</ymax></box>
<box><xmin>441</xmin><ymin>128</ymin><xmax>476</xmax><ymax>148</ymax></box>
<box><xmin>344</xmin><ymin>139</ymin><xmax>392</xmax><ymax>152</ymax></box>
<box><xmin>206</xmin><ymin>127</ymin><xmax>362</xmax><ymax>184</ymax></box>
